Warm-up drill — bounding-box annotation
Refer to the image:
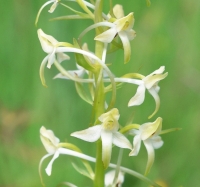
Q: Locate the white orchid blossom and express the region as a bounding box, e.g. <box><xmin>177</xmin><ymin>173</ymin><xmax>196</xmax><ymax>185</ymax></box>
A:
<box><xmin>38</xmin><ymin>29</ymin><xmax>71</xmax><ymax>87</ymax></box>
<box><xmin>129</xmin><ymin>117</ymin><xmax>164</xmax><ymax>175</ymax></box>
<box><xmin>105</xmin><ymin>170</ymin><xmax>124</xmax><ymax>187</ymax></box>
<box><xmin>128</xmin><ymin>66</ymin><xmax>168</xmax><ymax>119</ymax></box>
<box><xmin>39</xmin><ymin>126</ymin><xmax>98</xmax><ymax>177</ymax></box>
<box><xmin>38</xmin><ymin>29</ymin><xmax>70</xmax><ymax>69</ymax></box>
<box><xmin>71</xmin><ymin>108</ymin><xmax>132</xmax><ymax>168</ymax></box>
<box><xmin>94</xmin><ymin>6</ymin><xmax>136</xmax><ymax>63</ymax></box>
<box><xmin>35</xmin><ymin>0</ymin><xmax>60</xmax><ymax>25</ymax></box>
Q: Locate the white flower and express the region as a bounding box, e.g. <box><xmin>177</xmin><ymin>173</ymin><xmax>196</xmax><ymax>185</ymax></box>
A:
<box><xmin>95</xmin><ymin>7</ymin><xmax>136</xmax><ymax>63</ymax></box>
<box><xmin>39</xmin><ymin>126</ymin><xmax>96</xmax><ymax>177</ymax></box>
<box><xmin>105</xmin><ymin>170</ymin><xmax>124</xmax><ymax>187</ymax></box>
<box><xmin>35</xmin><ymin>0</ymin><xmax>60</xmax><ymax>25</ymax></box>
<box><xmin>129</xmin><ymin>117</ymin><xmax>164</xmax><ymax>175</ymax></box>
<box><xmin>128</xmin><ymin>66</ymin><xmax>168</xmax><ymax>118</ymax></box>
<box><xmin>38</xmin><ymin>29</ymin><xmax>70</xmax><ymax>69</ymax></box>
<box><xmin>38</xmin><ymin>29</ymin><xmax>71</xmax><ymax>86</ymax></box>
<box><xmin>71</xmin><ymin>108</ymin><xmax>132</xmax><ymax>168</ymax></box>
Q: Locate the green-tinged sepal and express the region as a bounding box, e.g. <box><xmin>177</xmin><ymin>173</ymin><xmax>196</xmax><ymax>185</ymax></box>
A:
<box><xmin>76</xmin><ymin>0</ymin><xmax>94</xmax><ymax>19</ymax></box>
<box><xmin>75</xmin><ymin>81</ymin><xmax>93</xmax><ymax>105</ymax></box>
<box><xmin>73</xmin><ymin>39</ymin><xmax>97</xmax><ymax>73</ymax></box>
<box><xmin>50</xmin><ymin>15</ymin><xmax>91</xmax><ymax>21</ymax></box>
<box><xmin>60</xmin><ymin>3</ymin><xmax>92</xmax><ymax>19</ymax></box>
<box><xmin>72</xmin><ymin>162</ymin><xmax>94</xmax><ymax>180</ymax></box>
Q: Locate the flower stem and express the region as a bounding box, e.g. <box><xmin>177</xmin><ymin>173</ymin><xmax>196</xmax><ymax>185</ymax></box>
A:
<box><xmin>93</xmin><ymin>1</ymin><xmax>105</xmax><ymax>186</ymax></box>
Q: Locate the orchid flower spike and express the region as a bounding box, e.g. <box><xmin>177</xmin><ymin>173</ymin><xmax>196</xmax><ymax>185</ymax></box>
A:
<box><xmin>105</xmin><ymin>170</ymin><xmax>125</xmax><ymax>187</ymax></box>
<box><xmin>95</xmin><ymin>6</ymin><xmax>136</xmax><ymax>63</ymax></box>
<box><xmin>35</xmin><ymin>0</ymin><xmax>60</xmax><ymax>25</ymax></box>
<box><xmin>71</xmin><ymin>108</ymin><xmax>132</xmax><ymax>168</ymax></box>
<box><xmin>129</xmin><ymin>117</ymin><xmax>164</xmax><ymax>175</ymax></box>
<box><xmin>128</xmin><ymin>66</ymin><xmax>168</xmax><ymax>119</ymax></box>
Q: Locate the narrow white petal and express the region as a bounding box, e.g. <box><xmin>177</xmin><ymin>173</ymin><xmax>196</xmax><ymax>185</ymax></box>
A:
<box><xmin>58</xmin><ymin>148</ymin><xmax>96</xmax><ymax>163</ymax></box>
<box><xmin>151</xmin><ymin>136</ymin><xmax>163</xmax><ymax>149</ymax></box>
<box><xmin>143</xmin><ymin>140</ymin><xmax>155</xmax><ymax>175</ymax></box>
<box><xmin>129</xmin><ymin>135</ymin><xmax>141</xmax><ymax>156</ymax></box>
<box><xmin>45</xmin><ymin>151</ymin><xmax>60</xmax><ymax>176</ymax></box>
<box><xmin>94</xmin><ymin>27</ymin><xmax>117</xmax><ymax>43</ymax></box>
<box><xmin>128</xmin><ymin>84</ymin><xmax>146</xmax><ymax>107</ymax></box>
<box><xmin>54</xmin><ymin>69</ymin><xmax>85</xmax><ymax>80</ymax></box>
<box><xmin>47</xmin><ymin>49</ymin><xmax>56</xmax><ymax>68</ymax></box>
<box><xmin>39</xmin><ymin>55</ymin><xmax>49</xmax><ymax>87</ymax></box>
<box><xmin>71</xmin><ymin>125</ymin><xmax>101</xmax><ymax>142</ymax></box>
<box><xmin>112</xmin><ymin>132</ymin><xmax>132</xmax><ymax>149</ymax></box>
<box><xmin>57</xmin><ymin>52</ymin><xmax>70</xmax><ymax>63</ymax></box>
<box><xmin>35</xmin><ymin>0</ymin><xmax>54</xmax><ymax>25</ymax></box>
<box><xmin>39</xmin><ymin>153</ymin><xmax>53</xmax><ymax>185</ymax></box>
<box><xmin>118</xmin><ymin>31</ymin><xmax>131</xmax><ymax>63</ymax></box>
<box><xmin>148</xmin><ymin>88</ymin><xmax>160</xmax><ymax>119</ymax></box>
<box><xmin>101</xmin><ymin>130</ymin><xmax>113</xmax><ymax>168</ymax></box>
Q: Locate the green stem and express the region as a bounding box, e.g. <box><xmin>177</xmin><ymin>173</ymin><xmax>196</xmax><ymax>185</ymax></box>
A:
<box><xmin>93</xmin><ymin>0</ymin><xmax>106</xmax><ymax>185</ymax></box>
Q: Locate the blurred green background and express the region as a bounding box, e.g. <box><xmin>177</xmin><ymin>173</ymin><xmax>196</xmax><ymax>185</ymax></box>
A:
<box><xmin>0</xmin><ymin>0</ymin><xmax>200</xmax><ymax>186</ymax></box>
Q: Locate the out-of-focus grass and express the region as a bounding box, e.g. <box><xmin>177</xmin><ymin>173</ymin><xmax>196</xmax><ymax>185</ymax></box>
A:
<box><xmin>0</xmin><ymin>0</ymin><xmax>200</xmax><ymax>186</ymax></box>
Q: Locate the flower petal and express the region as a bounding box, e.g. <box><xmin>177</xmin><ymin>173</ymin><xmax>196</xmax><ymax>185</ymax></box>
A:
<box><xmin>115</xmin><ymin>13</ymin><xmax>134</xmax><ymax>32</ymax></box>
<box><xmin>37</xmin><ymin>29</ymin><xmax>58</xmax><ymax>53</ymax></box>
<box><xmin>47</xmin><ymin>48</ymin><xmax>56</xmax><ymax>68</ymax></box>
<box><xmin>39</xmin><ymin>55</ymin><xmax>49</xmax><ymax>87</ymax></box>
<box><xmin>35</xmin><ymin>0</ymin><xmax>54</xmax><ymax>25</ymax></box>
<box><xmin>48</xmin><ymin>1</ymin><xmax>58</xmax><ymax>13</ymax></box>
<box><xmin>39</xmin><ymin>153</ymin><xmax>53</xmax><ymax>185</ymax></box>
<box><xmin>140</xmin><ymin>117</ymin><xmax>162</xmax><ymax>140</ymax></box>
<box><xmin>99</xmin><ymin>108</ymin><xmax>120</xmax><ymax>122</ymax></box>
<box><xmin>128</xmin><ymin>84</ymin><xmax>146</xmax><ymax>107</ymax></box>
<box><xmin>113</xmin><ymin>4</ymin><xmax>124</xmax><ymax>19</ymax></box>
<box><xmin>151</xmin><ymin>136</ymin><xmax>163</xmax><ymax>149</ymax></box>
<box><xmin>40</xmin><ymin>126</ymin><xmax>60</xmax><ymax>154</ymax></box>
<box><xmin>71</xmin><ymin>125</ymin><xmax>101</xmax><ymax>142</ymax></box>
<box><xmin>143</xmin><ymin>140</ymin><xmax>155</xmax><ymax>175</ymax></box>
<box><xmin>112</xmin><ymin>132</ymin><xmax>132</xmax><ymax>149</ymax></box>
<box><xmin>118</xmin><ymin>31</ymin><xmax>131</xmax><ymax>63</ymax></box>
<box><xmin>144</xmin><ymin>72</ymin><xmax>168</xmax><ymax>90</ymax></box>
<box><xmin>129</xmin><ymin>134</ymin><xmax>141</xmax><ymax>156</ymax></box>
<box><xmin>105</xmin><ymin>170</ymin><xmax>124</xmax><ymax>187</ymax></box>
<box><xmin>126</xmin><ymin>29</ymin><xmax>136</xmax><ymax>40</ymax></box>
<box><xmin>101</xmin><ymin>130</ymin><xmax>113</xmax><ymax>168</ymax></box>
<box><xmin>57</xmin><ymin>52</ymin><xmax>70</xmax><ymax>63</ymax></box>
<box><xmin>45</xmin><ymin>150</ymin><xmax>60</xmax><ymax>176</ymax></box>
<box><xmin>147</xmin><ymin>88</ymin><xmax>161</xmax><ymax>119</ymax></box>
<box><xmin>94</xmin><ymin>27</ymin><xmax>117</xmax><ymax>43</ymax></box>
<box><xmin>54</xmin><ymin>69</ymin><xmax>85</xmax><ymax>80</ymax></box>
